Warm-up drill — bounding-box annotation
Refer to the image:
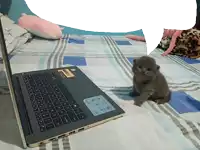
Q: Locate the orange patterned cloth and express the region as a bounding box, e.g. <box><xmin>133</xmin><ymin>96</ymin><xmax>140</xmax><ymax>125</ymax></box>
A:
<box><xmin>158</xmin><ymin>29</ymin><xmax>200</xmax><ymax>58</ymax></box>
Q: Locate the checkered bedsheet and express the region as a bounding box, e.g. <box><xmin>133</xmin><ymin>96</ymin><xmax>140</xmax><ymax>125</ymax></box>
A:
<box><xmin>1</xmin><ymin>35</ymin><xmax>200</xmax><ymax>150</ymax></box>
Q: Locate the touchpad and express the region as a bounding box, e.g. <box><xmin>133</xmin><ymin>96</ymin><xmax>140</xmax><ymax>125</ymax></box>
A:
<box><xmin>83</xmin><ymin>95</ymin><xmax>115</xmax><ymax>116</ymax></box>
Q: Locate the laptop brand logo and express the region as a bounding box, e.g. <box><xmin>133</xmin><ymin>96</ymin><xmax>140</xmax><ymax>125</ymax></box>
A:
<box><xmin>58</xmin><ymin>69</ymin><xmax>75</xmax><ymax>78</ymax></box>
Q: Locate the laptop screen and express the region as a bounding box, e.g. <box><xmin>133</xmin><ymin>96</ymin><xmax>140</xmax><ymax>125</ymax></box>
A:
<box><xmin>0</xmin><ymin>18</ymin><xmax>15</xmax><ymax>90</ymax></box>
<box><xmin>0</xmin><ymin>18</ymin><xmax>27</xmax><ymax>147</ymax></box>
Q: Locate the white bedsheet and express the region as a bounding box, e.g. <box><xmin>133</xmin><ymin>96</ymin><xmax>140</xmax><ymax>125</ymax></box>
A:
<box><xmin>70</xmin><ymin>97</ymin><xmax>197</xmax><ymax>150</ymax></box>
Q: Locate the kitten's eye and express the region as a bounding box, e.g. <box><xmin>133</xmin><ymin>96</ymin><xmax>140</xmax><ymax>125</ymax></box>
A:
<box><xmin>138</xmin><ymin>66</ymin><xmax>142</xmax><ymax>69</ymax></box>
<box><xmin>147</xmin><ymin>68</ymin><xmax>151</xmax><ymax>71</ymax></box>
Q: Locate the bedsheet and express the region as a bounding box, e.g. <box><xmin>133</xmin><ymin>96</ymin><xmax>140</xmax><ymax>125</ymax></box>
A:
<box><xmin>1</xmin><ymin>35</ymin><xmax>200</xmax><ymax>150</ymax></box>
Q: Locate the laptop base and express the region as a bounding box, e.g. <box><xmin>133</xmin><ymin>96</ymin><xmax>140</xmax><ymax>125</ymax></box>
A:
<box><xmin>12</xmin><ymin>66</ymin><xmax>125</xmax><ymax>147</ymax></box>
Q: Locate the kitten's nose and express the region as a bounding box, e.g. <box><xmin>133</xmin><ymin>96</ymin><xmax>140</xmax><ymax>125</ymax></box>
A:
<box><xmin>142</xmin><ymin>68</ymin><xmax>146</xmax><ymax>72</ymax></box>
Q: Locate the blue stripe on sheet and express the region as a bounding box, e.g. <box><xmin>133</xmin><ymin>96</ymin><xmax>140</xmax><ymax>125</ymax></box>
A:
<box><xmin>129</xmin><ymin>91</ymin><xmax>200</xmax><ymax>114</ymax></box>
<box><xmin>180</xmin><ymin>57</ymin><xmax>200</xmax><ymax>64</ymax></box>
<box><xmin>169</xmin><ymin>91</ymin><xmax>200</xmax><ymax>114</ymax></box>
<box><xmin>127</xmin><ymin>57</ymin><xmax>134</xmax><ymax>64</ymax></box>
<box><xmin>115</xmin><ymin>40</ymin><xmax>132</xmax><ymax>45</ymax></box>
<box><xmin>67</xmin><ymin>38</ymin><xmax>85</xmax><ymax>44</ymax></box>
<box><xmin>0</xmin><ymin>54</ymin><xmax>14</xmax><ymax>63</ymax></box>
<box><xmin>63</xmin><ymin>56</ymin><xmax>87</xmax><ymax>66</ymax></box>
<box><xmin>9</xmin><ymin>54</ymin><xmax>15</xmax><ymax>60</ymax></box>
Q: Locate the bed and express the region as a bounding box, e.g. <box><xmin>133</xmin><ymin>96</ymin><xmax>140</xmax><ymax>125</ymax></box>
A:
<box><xmin>1</xmin><ymin>4</ymin><xmax>200</xmax><ymax>150</ymax></box>
<box><xmin>1</xmin><ymin>20</ymin><xmax>200</xmax><ymax>150</ymax></box>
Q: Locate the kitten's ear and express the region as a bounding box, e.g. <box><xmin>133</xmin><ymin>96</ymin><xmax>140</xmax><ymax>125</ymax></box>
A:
<box><xmin>133</xmin><ymin>59</ymin><xmax>137</xmax><ymax>64</ymax></box>
<box><xmin>156</xmin><ymin>65</ymin><xmax>160</xmax><ymax>70</ymax></box>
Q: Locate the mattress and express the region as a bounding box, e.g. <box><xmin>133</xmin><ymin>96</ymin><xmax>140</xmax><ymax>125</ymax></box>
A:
<box><xmin>1</xmin><ymin>35</ymin><xmax>200</xmax><ymax>150</ymax></box>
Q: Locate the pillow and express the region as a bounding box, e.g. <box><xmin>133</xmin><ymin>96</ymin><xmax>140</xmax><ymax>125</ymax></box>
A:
<box><xmin>18</xmin><ymin>13</ymin><xmax>63</xmax><ymax>39</ymax></box>
<box><xmin>126</xmin><ymin>35</ymin><xmax>145</xmax><ymax>42</ymax></box>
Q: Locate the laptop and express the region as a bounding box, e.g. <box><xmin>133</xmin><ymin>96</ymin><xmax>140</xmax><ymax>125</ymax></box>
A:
<box><xmin>0</xmin><ymin>19</ymin><xmax>125</xmax><ymax>148</ymax></box>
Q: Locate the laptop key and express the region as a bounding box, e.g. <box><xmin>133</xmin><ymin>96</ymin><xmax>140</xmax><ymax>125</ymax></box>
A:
<box><xmin>31</xmin><ymin>98</ymin><xmax>37</xmax><ymax>104</ymax></box>
<box><xmin>47</xmin><ymin>104</ymin><xmax>54</xmax><ymax>108</ymax></box>
<box><xmin>58</xmin><ymin>98</ymin><xmax>67</xmax><ymax>103</ymax></box>
<box><xmin>49</xmin><ymin>93</ymin><xmax>57</xmax><ymax>100</ymax></box>
<box><xmin>47</xmin><ymin>88</ymin><xmax>53</xmax><ymax>94</ymax></box>
<box><xmin>74</xmin><ymin>108</ymin><xmax>83</xmax><ymax>114</ymax></box>
<box><xmin>77</xmin><ymin>113</ymin><xmax>86</xmax><ymax>120</ymax></box>
<box><xmin>42</xmin><ymin>113</ymin><xmax>50</xmax><ymax>118</ymax></box>
<box><xmin>29</xmin><ymin>94</ymin><xmax>34</xmax><ymax>101</ymax></box>
<box><xmin>35</xmin><ymin>111</ymin><xmax>40</xmax><ymax>117</ymax></box>
<box><xmin>57</xmin><ymin>94</ymin><xmax>65</xmax><ymax>99</ymax></box>
<box><xmin>38</xmin><ymin>104</ymin><xmax>45</xmax><ymax>109</ymax></box>
<box><xmin>40</xmin><ymin>125</ymin><xmax>46</xmax><ymax>132</ymax></box>
<box><xmin>51</xmin><ymin>113</ymin><xmax>58</xmax><ymax>118</ymax></box>
<box><xmin>64</xmin><ymin>105</ymin><xmax>71</xmax><ymax>111</ymax></box>
<box><xmin>53</xmin><ymin>101</ymin><xmax>61</xmax><ymax>106</ymax></box>
<box><xmin>38</xmin><ymin>83</ymin><xmax>43</xmax><ymax>87</ymax></box>
<box><xmin>61</xmin><ymin>115</ymin><xmax>70</xmax><ymax>124</ymax></box>
<box><xmin>46</xmin><ymin>99</ymin><xmax>52</xmax><ymax>105</ymax></box>
<box><xmin>44</xmin><ymin>118</ymin><xmax>52</xmax><ymax>124</ymax></box>
<box><xmin>35</xmin><ymin>94</ymin><xmax>42</xmax><ymax>100</ymax></box>
<box><xmin>67</xmin><ymin>111</ymin><xmax>78</xmax><ymax>122</ymax></box>
<box><xmin>36</xmin><ymin>114</ymin><xmax>42</xmax><ymax>120</ymax></box>
<box><xmin>58</xmin><ymin>110</ymin><xmax>66</xmax><ymax>116</ymax></box>
<box><xmin>40</xmin><ymin>108</ymin><xmax>48</xmax><ymax>114</ymax></box>
<box><xmin>53</xmin><ymin>86</ymin><xmax>60</xmax><ymax>94</ymax></box>
<box><xmin>71</xmin><ymin>104</ymin><xmax>79</xmax><ymax>109</ymax></box>
<box><xmin>53</xmin><ymin>118</ymin><xmax>63</xmax><ymax>127</ymax></box>
<box><xmin>33</xmin><ymin>105</ymin><xmax>38</xmax><ymax>111</ymax></box>
<box><xmin>63</xmin><ymin>102</ymin><xmax>69</xmax><ymax>106</ymax></box>
<box><xmin>55</xmin><ymin>106</ymin><xmax>63</xmax><ymax>110</ymax></box>
<box><xmin>29</xmin><ymin>89</ymin><xmax>33</xmax><ymax>95</ymax></box>
<box><xmin>41</xmin><ymin>88</ymin><xmax>47</xmax><ymax>94</ymax></box>
<box><xmin>46</xmin><ymin>123</ymin><xmax>54</xmax><ymax>130</ymax></box>
<box><xmin>38</xmin><ymin>120</ymin><xmax>44</xmax><ymax>126</ymax></box>
<box><xmin>32</xmin><ymin>103</ymin><xmax>38</xmax><ymax>111</ymax></box>
<box><xmin>49</xmin><ymin>108</ymin><xmax>56</xmax><ymax>113</ymax></box>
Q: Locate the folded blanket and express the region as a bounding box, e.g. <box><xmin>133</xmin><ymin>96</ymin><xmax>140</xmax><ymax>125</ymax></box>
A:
<box><xmin>161</xmin><ymin>30</ymin><xmax>183</xmax><ymax>56</ymax></box>
<box><xmin>159</xmin><ymin>29</ymin><xmax>200</xmax><ymax>58</ymax></box>
<box><xmin>0</xmin><ymin>13</ymin><xmax>32</xmax><ymax>60</ymax></box>
<box><xmin>125</xmin><ymin>35</ymin><xmax>145</xmax><ymax>41</ymax></box>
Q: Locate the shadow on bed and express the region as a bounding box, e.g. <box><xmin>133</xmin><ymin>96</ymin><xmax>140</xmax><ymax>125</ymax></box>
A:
<box><xmin>109</xmin><ymin>86</ymin><xmax>134</xmax><ymax>101</ymax></box>
<box><xmin>110</xmin><ymin>86</ymin><xmax>200</xmax><ymax>114</ymax></box>
<box><xmin>0</xmin><ymin>94</ymin><xmax>24</xmax><ymax>148</ymax></box>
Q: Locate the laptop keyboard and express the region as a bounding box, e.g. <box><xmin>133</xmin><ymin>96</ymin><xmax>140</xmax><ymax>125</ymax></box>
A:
<box><xmin>22</xmin><ymin>72</ymin><xmax>87</xmax><ymax>132</ymax></box>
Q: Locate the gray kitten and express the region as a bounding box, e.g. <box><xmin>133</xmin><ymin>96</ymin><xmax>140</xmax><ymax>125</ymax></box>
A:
<box><xmin>130</xmin><ymin>56</ymin><xmax>171</xmax><ymax>106</ymax></box>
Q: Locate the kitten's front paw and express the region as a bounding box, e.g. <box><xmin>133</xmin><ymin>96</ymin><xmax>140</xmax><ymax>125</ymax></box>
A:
<box><xmin>134</xmin><ymin>97</ymin><xmax>143</xmax><ymax>106</ymax></box>
<box><xmin>134</xmin><ymin>101</ymin><xmax>142</xmax><ymax>106</ymax></box>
